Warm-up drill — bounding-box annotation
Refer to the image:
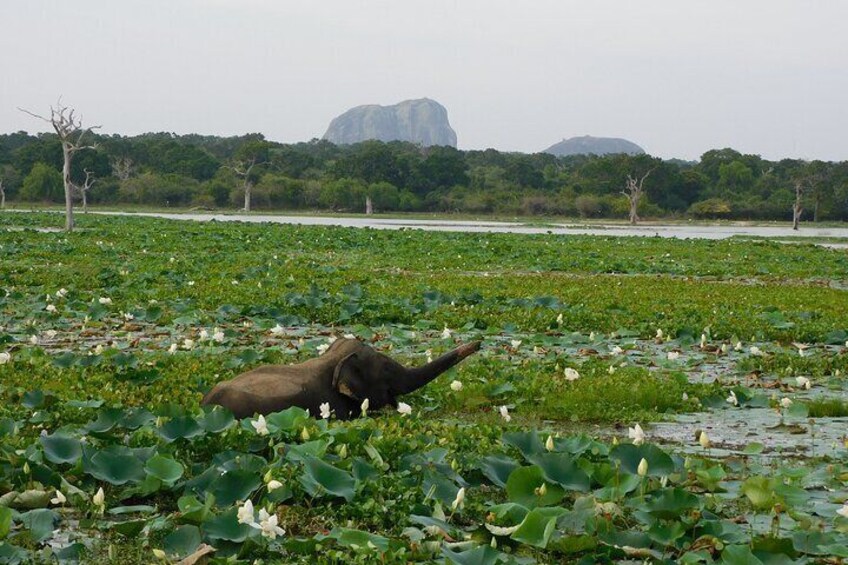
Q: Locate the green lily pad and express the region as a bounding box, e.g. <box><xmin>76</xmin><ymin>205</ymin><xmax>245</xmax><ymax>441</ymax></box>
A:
<box><xmin>145</xmin><ymin>455</ymin><xmax>184</xmax><ymax>484</ymax></box>
<box><xmin>203</xmin><ymin>508</ymin><xmax>254</xmax><ymax>543</ymax></box>
<box><xmin>0</xmin><ymin>507</ymin><xmax>11</xmax><ymax>539</ymax></box>
<box><xmin>164</xmin><ymin>525</ymin><xmax>201</xmax><ymax>558</ymax></box>
<box><xmin>40</xmin><ymin>433</ymin><xmax>82</xmax><ymax>465</ymax></box>
<box><xmin>157</xmin><ymin>416</ymin><xmax>204</xmax><ymax>442</ymax></box>
<box><xmin>207</xmin><ymin>469</ymin><xmax>262</xmax><ymax>507</ymax></box>
<box><xmin>478</xmin><ymin>455</ymin><xmax>520</xmax><ymax>488</ymax></box>
<box><xmin>609</xmin><ymin>443</ymin><xmax>675</xmax><ymax>477</ymax></box>
<box><xmin>299</xmin><ymin>455</ymin><xmax>357</xmax><ymax>502</ymax></box>
<box><xmin>324</xmin><ymin>527</ymin><xmax>390</xmax><ymax>552</ymax></box>
<box><xmin>511</xmin><ymin>507</ymin><xmax>568</xmax><ymax>548</ymax></box>
<box><xmin>84</xmin><ymin>448</ymin><xmax>145</xmax><ymax>485</ymax></box>
<box><xmin>505</xmin><ymin>466</ymin><xmax>565</xmax><ymax>508</ymax></box>
<box><xmin>528</xmin><ymin>453</ymin><xmax>591</xmax><ymax>492</ymax></box>
<box><xmin>19</xmin><ymin>508</ymin><xmax>57</xmax><ymax>543</ymax></box>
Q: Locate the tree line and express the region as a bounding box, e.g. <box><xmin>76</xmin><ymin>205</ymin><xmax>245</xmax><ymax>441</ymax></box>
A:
<box><xmin>2</xmin><ymin>129</ymin><xmax>847</xmax><ymax>222</ymax></box>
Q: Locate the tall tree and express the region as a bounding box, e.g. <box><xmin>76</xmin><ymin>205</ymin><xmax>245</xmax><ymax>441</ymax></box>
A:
<box><xmin>230</xmin><ymin>140</ymin><xmax>269</xmax><ymax>212</ymax></box>
<box><xmin>73</xmin><ymin>168</ymin><xmax>95</xmax><ymax>213</ymax></box>
<box><xmin>19</xmin><ymin>101</ymin><xmax>99</xmax><ymax>231</ymax></box>
<box><xmin>622</xmin><ymin>168</ymin><xmax>655</xmax><ymax>225</ymax></box>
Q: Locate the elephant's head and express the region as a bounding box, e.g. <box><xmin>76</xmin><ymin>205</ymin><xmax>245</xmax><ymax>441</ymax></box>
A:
<box><xmin>331</xmin><ymin>339</ymin><xmax>481</xmax><ymax>409</ymax></box>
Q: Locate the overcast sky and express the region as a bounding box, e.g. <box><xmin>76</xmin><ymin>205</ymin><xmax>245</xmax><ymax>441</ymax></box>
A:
<box><xmin>1</xmin><ymin>1</ymin><xmax>846</xmax><ymax>161</ymax></box>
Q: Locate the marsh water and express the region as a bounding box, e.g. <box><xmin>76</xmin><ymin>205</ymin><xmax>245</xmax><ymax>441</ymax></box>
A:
<box><xmin>92</xmin><ymin>211</ymin><xmax>848</xmax><ymax>241</ymax></box>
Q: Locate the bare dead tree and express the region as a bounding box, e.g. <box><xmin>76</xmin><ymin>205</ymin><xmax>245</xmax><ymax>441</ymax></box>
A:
<box><xmin>0</xmin><ymin>179</ymin><xmax>5</xmax><ymax>210</ymax></box>
<box><xmin>229</xmin><ymin>158</ymin><xmax>259</xmax><ymax>212</ymax></box>
<box><xmin>792</xmin><ymin>179</ymin><xmax>804</xmax><ymax>231</ymax></box>
<box><xmin>365</xmin><ymin>195</ymin><xmax>373</xmax><ymax>215</ymax></box>
<box><xmin>111</xmin><ymin>156</ymin><xmax>135</xmax><ymax>181</ymax></box>
<box><xmin>72</xmin><ymin>168</ymin><xmax>96</xmax><ymax>213</ymax></box>
<box><xmin>19</xmin><ymin>100</ymin><xmax>100</xmax><ymax>231</ymax></box>
<box><xmin>621</xmin><ymin>168</ymin><xmax>655</xmax><ymax>225</ymax></box>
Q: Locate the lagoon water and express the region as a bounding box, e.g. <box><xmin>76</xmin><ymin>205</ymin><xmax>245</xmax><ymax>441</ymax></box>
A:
<box><xmin>94</xmin><ymin>211</ymin><xmax>848</xmax><ymax>241</ymax></box>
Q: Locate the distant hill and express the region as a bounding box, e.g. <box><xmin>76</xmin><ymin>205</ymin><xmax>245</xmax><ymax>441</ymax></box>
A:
<box><xmin>323</xmin><ymin>98</ymin><xmax>457</xmax><ymax>147</ymax></box>
<box><xmin>543</xmin><ymin>135</ymin><xmax>645</xmax><ymax>157</ymax></box>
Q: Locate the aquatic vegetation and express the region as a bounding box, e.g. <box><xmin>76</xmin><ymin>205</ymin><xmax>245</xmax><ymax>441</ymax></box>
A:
<box><xmin>0</xmin><ymin>213</ymin><xmax>846</xmax><ymax>563</ymax></box>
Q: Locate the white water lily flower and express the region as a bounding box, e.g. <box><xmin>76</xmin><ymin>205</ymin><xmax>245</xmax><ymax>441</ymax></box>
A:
<box><xmin>780</xmin><ymin>397</ymin><xmax>793</xmax><ymax>409</ymax></box>
<box><xmin>726</xmin><ymin>390</ymin><xmax>738</xmax><ymax>406</ymax></box>
<box><xmin>51</xmin><ymin>490</ymin><xmax>66</xmax><ymax>505</ymax></box>
<box><xmin>589</xmin><ymin>332</ymin><xmax>596</xmax><ymax>341</ymax></box>
<box><xmin>441</xmin><ymin>327</ymin><xmax>452</xmax><ymax>339</ymax></box>
<box><xmin>319</xmin><ymin>402</ymin><xmax>331</xmax><ymax>420</ymax></box>
<box><xmin>360</xmin><ymin>398</ymin><xmax>369</xmax><ymax>416</ymax></box>
<box><xmin>212</xmin><ymin>328</ymin><xmax>225</xmax><ymax>343</ymax></box>
<box><xmin>94</xmin><ymin>344</ymin><xmax>104</xmax><ymax>355</ymax></box>
<box><xmin>698</xmin><ymin>430</ymin><xmax>710</xmax><ymax>449</ymax></box>
<box><xmin>182</xmin><ymin>339</ymin><xmax>195</xmax><ymax>350</ymax></box>
<box><xmin>749</xmin><ymin>346</ymin><xmax>763</xmax><ymax>356</ymax></box>
<box><xmin>735</xmin><ymin>341</ymin><xmax>744</xmax><ymax>351</ymax></box>
<box><xmin>564</xmin><ymin>367</ymin><xmax>580</xmax><ymax>381</ymax></box>
<box><xmin>316</xmin><ymin>343</ymin><xmax>330</xmax><ymax>355</ymax></box>
<box><xmin>237</xmin><ymin>500</ymin><xmax>256</xmax><ymax>525</ymax></box>
<box><xmin>343</xmin><ymin>333</ymin><xmax>356</xmax><ymax>339</ymax></box>
<box><xmin>608</xmin><ymin>365</ymin><xmax>616</xmax><ymax>374</ymax></box>
<box><xmin>637</xmin><ymin>458</ymin><xmax>649</xmax><ymax>477</ymax></box>
<box><xmin>55</xmin><ymin>288</ymin><xmax>68</xmax><ymax>298</ymax></box>
<box><xmin>1</xmin><ymin>352</ymin><xmax>12</xmax><ymax>365</ymax></box>
<box><xmin>721</xmin><ymin>343</ymin><xmax>729</xmax><ymax>354</ymax></box>
<box><xmin>485</xmin><ymin>523</ymin><xmax>522</xmax><ymax>536</ymax></box>
<box><xmin>98</xmin><ymin>297</ymin><xmax>112</xmax><ymax>305</ymax></box>
<box><xmin>667</xmin><ymin>351</ymin><xmax>680</xmax><ymax>361</ymax></box>
<box><xmin>122</xmin><ymin>312</ymin><xmax>134</xmax><ymax>321</ymax></box>
<box><xmin>837</xmin><ymin>503</ymin><xmax>848</xmax><ymax>518</ymax></box>
<box><xmin>45</xmin><ymin>330</ymin><xmax>57</xmax><ymax>339</ymax></box>
<box><xmin>255</xmin><ymin>508</ymin><xmax>285</xmax><ymax>539</ymax></box>
<box><xmin>499</xmin><ymin>405</ymin><xmax>512</xmax><ymax>422</ymax></box>
<box><xmin>535</xmin><ymin>483</ymin><xmax>547</xmax><ymax>496</ymax></box>
<box><xmin>611</xmin><ymin>346</ymin><xmax>624</xmax><ymax>355</ymax></box>
<box><xmin>510</xmin><ymin>340</ymin><xmax>522</xmax><ymax>348</ymax></box>
<box><xmin>251</xmin><ymin>415</ymin><xmax>269</xmax><ymax>436</ymax></box>
<box><xmin>795</xmin><ymin>376</ymin><xmax>811</xmax><ymax>390</ymax></box>
<box><xmin>93</xmin><ymin>487</ymin><xmax>105</xmax><ymax>510</ymax></box>
<box><xmin>29</xmin><ymin>335</ymin><xmax>38</xmax><ymax>345</ymax></box>
<box><xmin>556</xmin><ymin>313</ymin><xmax>564</xmax><ymax>325</ymax></box>
<box><xmin>168</xmin><ymin>343</ymin><xmax>178</xmax><ymax>354</ymax></box>
<box><xmin>452</xmin><ymin>487</ymin><xmax>466</xmax><ymax>511</ymax></box>
<box><xmin>545</xmin><ymin>435</ymin><xmax>555</xmax><ymax>451</ymax></box>
<box><xmin>199</xmin><ymin>329</ymin><xmax>209</xmax><ymax>340</ymax></box>
<box><xmin>628</xmin><ymin>424</ymin><xmax>646</xmax><ymax>445</ymax></box>
<box><xmin>267</xmin><ymin>480</ymin><xmax>283</xmax><ymax>492</ymax></box>
<box><xmin>450</xmin><ymin>380</ymin><xmax>463</xmax><ymax>392</ymax></box>
<box><xmin>152</xmin><ymin>548</ymin><xmax>167</xmax><ymax>560</ymax></box>
<box><xmin>425</xmin><ymin>349</ymin><xmax>433</xmax><ymax>363</ymax></box>
<box><xmin>397</xmin><ymin>402</ymin><xmax>412</xmax><ymax>416</ymax></box>
<box><xmin>45</xmin><ymin>304</ymin><xmax>57</xmax><ymax>313</ymax></box>
<box><xmin>269</xmin><ymin>324</ymin><xmax>285</xmax><ymax>336</ymax></box>
<box><xmin>656</xmin><ymin>329</ymin><xmax>663</xmax><ymax>339</ymax></box>
<box><xmin>682</xmin><ymin>392</ymin><xmax>689</xmax><ymax>401</ymax></box>
<box><xmin>700</xmin><ymin>334</ymin><xmax>707</xmax><ymax>348</ymax></box>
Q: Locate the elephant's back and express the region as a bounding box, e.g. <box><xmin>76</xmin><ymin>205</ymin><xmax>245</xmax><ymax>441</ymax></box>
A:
<box><xmin>221</xmin><ymin>364</ymin><xmax>319</xmax><ymax>396</ymax></box>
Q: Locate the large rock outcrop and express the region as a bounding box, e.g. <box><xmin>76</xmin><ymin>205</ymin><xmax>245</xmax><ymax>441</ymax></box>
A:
<box><xmin>323</xmin><ymin>98</ymin><xmax>457</xmax><ymax>147</ymax></box>
<box><xmin>543</xmin><ymin>135</ymin><xmax>644</xmax><ymax>157</ymax></box>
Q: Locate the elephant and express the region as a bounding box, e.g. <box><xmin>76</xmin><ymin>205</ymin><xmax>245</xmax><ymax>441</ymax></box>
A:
<box><xmin>201</xmin><ymin>338</ymin><xmax>481</xmax><ymax>420</ymax></box>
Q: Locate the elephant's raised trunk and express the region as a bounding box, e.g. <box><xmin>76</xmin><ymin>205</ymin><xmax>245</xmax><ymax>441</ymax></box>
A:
<box><xmin>395</xmin><ymin>341</ymin><xmax>482</xmax><ymax>395</ymax></box>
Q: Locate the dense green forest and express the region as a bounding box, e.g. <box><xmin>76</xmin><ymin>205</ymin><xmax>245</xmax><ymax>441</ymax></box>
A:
<box><xmin>1</xmin><ymin>131</ymin><xmax>847</xmax><ymax>221</ymax></box>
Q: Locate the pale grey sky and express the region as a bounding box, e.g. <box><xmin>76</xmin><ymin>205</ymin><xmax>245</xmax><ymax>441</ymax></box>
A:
<box><xmin>1</xmin><ymin>1</ymin><xmax>846</xmax><ymax>161</ymax></box>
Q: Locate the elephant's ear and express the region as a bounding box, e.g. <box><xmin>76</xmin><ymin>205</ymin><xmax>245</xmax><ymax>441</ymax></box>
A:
<box><xmin>333</xmin><ymin>352</ymin><xmax>366</xmax><ymax>400</ymax></box>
